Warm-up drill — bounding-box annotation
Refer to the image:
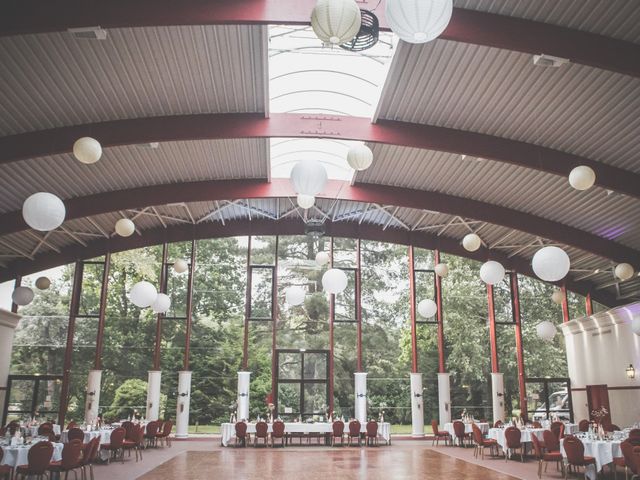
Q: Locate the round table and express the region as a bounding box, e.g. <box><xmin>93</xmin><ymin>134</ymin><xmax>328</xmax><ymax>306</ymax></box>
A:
<box><xmin>0</xmin><ymin>442</ymin><xmax>63</xmax><ymax>468</ymax></box>
<box><xmin>60</xmin><ymin>429</ymin><xmax>112</xmax><ymax>444</ymax></box>
<box><xmin>444</xmin><ymin>422</ymin><xmax>489</xmax><ymax>438</ymax></box>
<box><xmin>27</xmin><ymin>424</ymin><xmax>61</xmax><ymax>437</ymax></box>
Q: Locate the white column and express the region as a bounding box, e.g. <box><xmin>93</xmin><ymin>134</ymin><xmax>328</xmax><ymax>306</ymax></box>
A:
<box><xmin>0</xmin><ymin>309</ymin><xmax>21</xmax><ymax>414</ymax></box>
<box><xmin>146</xmin><ymin>370</ymin><xmax>162</xmax><ymax>421</ymax></box>
<box><xmin>84</xmin><ymin>370</ymin><xmax>102</xmax><ymax>424</ymax></box>
<box><xmin>437</xmin><ymin>372</ymin><xmax>451</xmax><ymax>425</ymax></box>
<box><xmin>175</xmin><ymin>371</ymin><xmax>192</xmax><ymax>438</ymax></box>
<box><xmin>491</xmin><ymin>372</ymin><xmax>505</xmax><ymax>424</ymax></box>
<box><xmin>354</xmin><ymin>372</ymin><xmax>367</xmax><ymax>424</ymax></box>
<box><xmin>237</xmin><ymin>371</ymin><xmax>251</xmax><ymax>421</ymax></box>
<box><xmin>410</xmin><ymin>372</ymin><xmax>424</xmax><ymax>437</ymax></box>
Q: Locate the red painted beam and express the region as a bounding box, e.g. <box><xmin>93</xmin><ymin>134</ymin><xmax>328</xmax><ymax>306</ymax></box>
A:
<box><xmin>1</xmin><ymin>113</ymin><xmax>638</xmax><ymax>200</ymax></box>
<box><xmin>2</xmin><ymin>1</ymin><xmax>638</xmax><ymax>78</ymax></box>
<box><xmin>1</xmin><ymin>178</ymin><xmax>638</xmax><ymax>268</ymax></box>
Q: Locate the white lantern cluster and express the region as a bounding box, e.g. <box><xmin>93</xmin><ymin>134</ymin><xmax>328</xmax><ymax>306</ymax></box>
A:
<box><xmin>73</xmin><ymin>137</ymin><xmax>102</xmax><ymax>164</ymax></box>
<box><xmin>536</xmin><ymin>321</ymin><xmax>557</xmax><ymax>342</ymax></box>
<box><xmin>285</xmin><ymin>286</ymin><xmax>306</xmax><ymax>306</ymax></box>
<box><xmin>385</xmin><ymin>0</ymin><xmax>453</xmax><ymax>44</ymax></box>
<box><xmin>480</xmin><ymin>260</ymin><xmax>505</xmax><ymax>285</ymax></box>
<box><xmin>315</xmin><ymin>251</ymin><xmax>330</xmax><ymax>266</ymax></box>
<box><xmin>322</xmin><ymin>268</ymin><xmax>348</xmax><ymax>294</ymax></box>
<box><xmin>129</xmin><ymin>280</ymin><xmax>171</xmax><ymax>313</ymax></box>
<box><xmin>297</xmin><ymin>194</ymin><xmax>316</xmax><ymax>210</ymax></box>
<box><xmin>290</xmin><ymin>160</ymin><xmax>328</xmax><ymax>210</ymax></box>
<box><xmin>22</xmin><ymin>192</ymin><xmax>66</xmax><ymax>231</ymax></box>
<box><xmin>115</xmin><ymin>218</ymin><xmax>136</xmax><ymax>237</ymax></box>
<box><xmin>532</xmin><ymin>246</ymin><xmax>570</xmax><ymax>282</ymax></box>
<box><xmin>418</xmin><ymin>298</ymin><xmax>437</xmax><ymax>319</ymax></box>
<box><xmin>434</xmin><ymin>263</ymin><xmax>449</xmax><ymax>278</ymax></box>
<box><xmin>311</xmin><ymin>0</ymin><xmax>361</xmax><ymax>45</ymax></box>
<box><xmin>615</xmin><ymin>263</ymin><xmax>635</xmax><ymax>282</ymax></box>
<box><xmin>462</xmin><ymin>233</ymin><xmax>482</xmax><ymax>252</ymax></box>
<box><xmin>151</xmin><ymin>293</ymin><xmax>171</xmax><ymax>314</ymax></box>
<box><xmin>173</xmin><ymin>259</ymin><xmax>189</xmax><ymax>273</ymax></box>
<box><xmin>568</xmin><ymin>165</ymin><xmax>596</xmax><ymax>191</ymax></box>
<box><xmin>12</xmin><ymin>286</ymin><xmax>34</xmax><ymax>306</ymax></box>
<box><xmin>551</xmin><ymin>289</ymin><xmax>564</xmax><ymax>305</ymax></box>
<box><xmin>346</xmin><ymin>144</ymin><xmax>373</xmax><ymax>171</ymax></box>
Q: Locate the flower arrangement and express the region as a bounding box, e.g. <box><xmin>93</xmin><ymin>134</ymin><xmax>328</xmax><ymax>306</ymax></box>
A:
<box><xmin>591</xmin><ymin>406</ymin><xmax>608</xmax><ymax>424</ymax></box>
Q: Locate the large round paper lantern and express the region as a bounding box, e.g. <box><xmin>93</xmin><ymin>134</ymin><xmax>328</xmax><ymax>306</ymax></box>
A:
<box><xmin>322</xmin><ymin>268</ymin><xmax>348</xmax><ymax>294</ymax></box>
<box><xmin>73</xmin><ymin>137</ymin><xmax>102</xmax><ymax>164</ymax></box>
<box><xmin>297</xmin><ymin>194</ymin><xmax>316</xmax><ymax>210</ymax></box>
<box><xmin>35</xmin><ymin>276</ymin><xmax>51</xmax><ymax>290</ymax></box>
<box><xmin>385</xmin><ymin>0</ymin><xmax>452</xmax><ymax>44</ymax></box>
<box><xmin>22</xmin><ymin>192</ymin><xmax>66</xmax><ymax>231</ymax></box>
<box><xmin>568</xmin><ymin>165</ymin><xmax>596</xmax><ymax>191</ymax></box>
<box><xmin>346</xmin><ymin>144</ymin><xmax>373</xmax><ymax>171</ymax></box>
<box><xmin>480</xmin><ymin>261</ymin><xmax>505</xmax><ymax>285</ymax></box>
<box><xmin>290</xmin><ymin>160</ymin><xmax>328</xmax><ymax>196</ymax></box>
<box><xmin>285</xmin><ymin>286</ymin><xmax>306</xmax><ymax>306</ymax></box>
<box><xmin>551</xmin><ymin>289</ymin><xmax>564</xmax><ymax>305</ymax></box>
<box><xmin>115</xmin><ymin>218</ymin><xmax>135</xmax><ymax>237</ymax></box>
<box><xmin>129</xmin><ymin>281</ymin><xmax>157</xmax><ymax>308</ymax></box>
<box><xmin>536</xmin><ymin>321</ymin><xmax>557</xmax><ymax>342</ymax></box>
<box><xmin>12</xmin><ymin>286</ymin><xmax>34</xmax><ymax>306</ymax></box>
<box><xmin>632</xmin><ymin>318</ymin><xmax>640</xmax><ymax>336</ymax></box>
<box><xmin>151</xmin><ymin>293</ymin><xmax>171</xmax><ymax>313</ymax></box>
<box><xmin>311</xmin><ymin>0</ymin><xmax>361</xmax><ymax>45</ymax></box>
<box><xmin>173</xmin><ymin>259</ymin><xmax>188</xmax><ymax>274</ymax></box>
<box><xmin>462</xmin><ymin>233</ymin><xmax>482</xmax><ymax>252</ymax></box>
<box><xmin>316</xmin><ymin>251</ymin><xmax>330</xmax><ymax>266</ymax></box>
<box><xmin>417</xmin><ymin>299</ymin><xmax>437</xmax><ymax>318</ymax></box>
<box><xmin>434</xmin><ymin>263</ymin><xmax>449</xmax><ymax>278</ymax></box>
<box><xmin>615</xmin><ymin>263</ymin><xmax>635</xmax><ymax>281</ymax></box>
<box><xmin>532</xmin><ymin>246</ymin><xmax>570</xmax><ymax>282</ymax></box>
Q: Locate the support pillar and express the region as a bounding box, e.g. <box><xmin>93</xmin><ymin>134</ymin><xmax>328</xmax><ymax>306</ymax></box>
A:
<box><xmin>437</xmin><ymin>372</ymin><xmax>451</xmax><ymax>425</ymax></box>
<box><xmin>491</xmin><ymin>372</ymin><xmax>505</xmax><ymax>424</ymax></box>
<box><xmin>237</xmin><ymin>371</ymin><xmax>251</xmax><ymax>421</ymax></box>
<box><xmin>84</xmin><ymin>370</ymin><xmax>102</xmax><ymax>425</ymax></box>
<box><xmin>0</xmin><ymin>309</ymin><xmax>21</xmax><ymax>422</ymax></box>
<box><xmin>146</xmin><ymin>370</ymin><xmax>162</xmax><ymax>421</ymax></box>
<box><xmin>354</xmin><ymin>372</ymin><xmax>367</xmax><ymax>424</ymax></box>
<box><xmin>175</xmin><ymin>370</ymin><xmax>192</xmax><ymax>438</ymax></box>
<box><xmin>410</xmin><ymin>372</ymin><xmax>424</xmax><ymax>437</ymax></box>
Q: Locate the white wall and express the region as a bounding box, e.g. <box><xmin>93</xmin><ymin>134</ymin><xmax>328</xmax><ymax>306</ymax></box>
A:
<box><xmin>562</xmin><ymin>302</ymin><xmax>640</xmax><ymax>427</ymax></box>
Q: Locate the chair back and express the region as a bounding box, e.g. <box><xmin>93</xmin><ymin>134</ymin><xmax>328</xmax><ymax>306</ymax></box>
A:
<box><xmin>471</xmin><ymin>423</ymin><xmax>483</xmax><ymax>445</ymax></box>
<box><xmin>61</xmin><ymin>439</ymin><xmax>83</xmax><ymax>470</ymax></box>
<box><xmin>145</xmin><ymin>421</ymin><xmax>159</xmax><ymax>437</ymax></box>
<box><xmin>604</xmin><ymin>423</ymin><xmax>620</xmax><ymax>432</ymax></box>
<box><xmin>81</xmin><ymin>437</ymin><xmax>99</xmax><ymax>466</ymax></box>
<box><xmin>493</xmin><ymin>420</ymin><xmax>504</xmax><ymax>428</ymax></box>
<box><xmin>135</xmin><ymin>425</ymin><xmax>145</xmax><ymax>446</ymax></box>
<box><xmin>578</xmin><ymin>419</ymin><xmax>590</xmax><ymax>432</ymax></box>
<box><xmin>272</xmin><ymin>421</ymin><xmax>285</xmax><ymax>438</ymax></box>
<box><xmin>255</xmin><ymin>421</ymin><xmax>268</xmax><ymax>438</ymax></box>
<box><xmin>543</xmin><ymin>429</ymin><xmax>560</xmax><ymax>452</ymax></box>
<box><xmin>563</xmin><ymin>435</ymin><xmax>587</xmax><ymax>465</ymax></box>
<box><xmin>431</xmin><ymin>420</ymin><xmax>440</xmax><ymax>435</ymax></box>
<box><xmin>628</xmin><ymin>429</ymin><xmax>640</xmax><ymax>446</ymax></box>
<box><xmin>37</xmin><ymin>422</ymin><xmax>53</xmax><ymax>435</ymax></box>
<box><xmin>348</xmin><ymin>420</ymin><xmax>361</xmax><ymax>437</ymax></box>
<box><xmin>504</xmin><ymin>426</ymin><xmax>521</xmax><ymax>448</ymax></box>
<box><xmin>366</xmin><ymin>421</ymin><xmax>378</xmax><ymax>438</ymax></box>
<box><xmin>332</xmin><ymin>420</ymin><xmax>344</xmax><ymax>436</ymax></box>
<box><xmin>235</xmin><ymin>421</ymin><xmax>248</xmax><ymax>438</ymax></box>
<box><xmin>532</xmin><ymin>421</ymin><xmax>542</xmax><ymax>428</ymax></box>
<box><xmin>66</xmin><ymin>421</ymin><xmax>77</xmax><ymax>430</ymax></box>
<box><xmin>550</xmin><ymin>421</ymin><xmax>564</xmax><ymax>439</ymax></box>
<box><xmin>67</xmin><ymin>427</ymin><xmax>84</xmax><ymax>442</ymax></box>
<box><xmin>620</xmin><ymin>440</ymin><xmax>639</xmax><ymax>475</ymax></box>
<box><xmin>530</xmin><ymin>433</ymin><xmax>543</xmax><ymax>459</ymax></box>
<box><xmin>121</xmin><ymin>421</ymin><xmax>134</xmax><ymax>439</ymax></box>
<box><xmin>452</xmin><ymin>420</ymin><xmax>465</xmax><ymax>440</ymax></box>
<box><xmin>109</xmin><ymin>427</ymin><xmax>126</xmax><ymax>449</ymax></box>
<box><xmin>27</xmin><ymin>440</ymin><xmax>54</xmax><ymax>474</ymax></box>
<box><xmin>162</xmin><ymin>420</ymin><xmax>173</xmax><ymax>437</ymax></box>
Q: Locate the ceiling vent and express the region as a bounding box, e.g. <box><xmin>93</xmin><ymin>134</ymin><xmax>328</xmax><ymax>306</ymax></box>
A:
<box><xmin>68</xmin><ymin>26</ymin><xmax>108</xmax><ymax>40</ymax></box>
<box><xmin>532</xmin><ymin>54</ymin><xmax>569</xmax><ymax>68</ymax></box>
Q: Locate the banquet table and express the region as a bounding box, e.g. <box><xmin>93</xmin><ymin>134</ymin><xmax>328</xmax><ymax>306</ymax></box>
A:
<box><xmin>443</xmin><ymin>422</ymin><xmax>489</xmax><ymax>438</ymax></box>
<box><xmin>27</xmin><ymin>424</ymin><xmax>61</xmax><ymax>437</ymax></box>
<box><xmin>60</xmin><ymin>428</ymin><xmax>112</xmax><ymax>444</ymax></box>
<box><xmin>0</xmin><ymin>442</ymin><xmax>63</xmax><ymax>468</ymax></box>
<box><xmin>488</xmin><ymin>423</ymin><xmax>579</xmax><ymax>451</ymax></box>
<box><xmin>560</xmin><ymin>437</ymin><xmax>622</xmax><ymax>479</ymax></box>
<box><xmin>221</xmin><ymin>422</ymin><xmax>391</xmax><ymax>447</ymax></box>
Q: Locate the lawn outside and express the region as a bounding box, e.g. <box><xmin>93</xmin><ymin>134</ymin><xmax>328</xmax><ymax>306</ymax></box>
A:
<box><xmin>187</xmin><ymin>424</ymin><xmax>433</xmax><ymax>435</ymax></box>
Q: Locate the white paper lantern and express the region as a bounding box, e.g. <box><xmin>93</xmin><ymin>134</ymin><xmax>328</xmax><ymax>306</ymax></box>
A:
<box><xmin>417</xmin><ymin>298</ymin><xmax>438</xmax><ymax>318</ymax></box>
<box><xmin>73</xmin><ymin>137</ymin><xmax>102</xmax><ymax>164</ymax></box>
<box><xmin>115</xmin><ymin>218</ymin><xmax>135</xmax><ymax>237</ymax></box>
<box><xmin>22</xmin><ymin>192</ymin><xmax>66</xmax><ymax>231</ymax></box>
<box><xmin>615</xmin><ymin>263</ymin><xmax>635</xmax><ymax>281</ymax></box>
<box><xmin>434</xmin><ymin>263</ymin><xmax>449</xmax><ymax>278</ymax></box>
<box><xmin>151</xmin><ymin>293</ymin><xmax>171</xmax><ymax>313</ymax></box>
<box><xmin>316</xmin><ymin>251</ymin><xmax>330</xmax><ymax>266</ymax></box>
<box><xmin>385</xmin><ymin>0</ymin><xmax>453</xmax><ymax>44</ymax></box>
<box><xmin>532</xmin><ymin>246</ymin><xmax>570</xmax><ymax>282</ymax></box>
<box><xmin>480</xmin><ymin>260</ymin><xmax>505</xmax><ymax>285</ymax></box>
<box><xmin>632</xmin><ymin>318</ymin><xmax>640</xmax><ymax>336</ymax></box>
<box><xmin>285</xmin><ymin>286</ymin><xmax>306</xmax><ymax>306</ymax></box>
<box><xmin>536</xmin><ymin>321</ymin><xmax>557</xmax><ymax>341</ymax></box>
<box><xmin>322</xmin><ymin>268</ymin><xmax>348</xmax><ymax>294</ymax></box>
<box><xmin>311</xmin><ymin>0</ymin><xmax>361</xmax><ymax>45</ymax></box>
<box><xmin>12</xmin><ymin>286</ymin><xmax>34</xmax><ymax>306</ymax></box>
<box><xmin>290</xmin><ymin>160</ymin><xmax>328</xmax><ymax>196</ymax></box>
<box><xmin>129</xmin><ymin>281</ymin><xmax>157</xmax><ymax>308</ymax></box>
<box><xmin>346</xmin><ymin>144</ymin><xmax>373</xmax><ymax>171</ymax></box>
<box><xmin>297</xmin><ymin>194</ymin><xmax>316</xmax><ymax>209</ymax></box>
<box><xmin>568</xmin><ymin>165</ymin><xmax>596</xmax><ymax>191</ymax></box>
<box><xmin>35</xmin><ymin>276</ymin><xmax>51</xmax><ymax>290</ymax></box>
<box><xmin>462</xmin><ymin>233</ymin><xmax>482</xmax><ymax>252</ymax></box>
<box><xmin>173</xmin><ymin>259</ymin><xmax>189</xmax><ymax>274</ymax></box>
<box><xmin>551</xmin><ymin>289</ymin><xmax>564</xmax><ymax>305</ymax></box>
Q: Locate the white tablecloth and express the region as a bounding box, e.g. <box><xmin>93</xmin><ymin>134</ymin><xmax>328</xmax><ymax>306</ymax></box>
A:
<box><xmin>221</xmin><ymin>422</ymin><xmax>391</xmax><ymax>447</ymax></box>
<box><xmin>27</xmin><ymin>424</ymin><xmax>61</xmax><ymax>437</ymax></box>
<box><xmin>444</xmin><ymin>422</ymin><xmax>489</xmax><ymax>438</ymax></box>
<box><xmin>0</xmin><ymin>442</ymin><xmax>63</xmax><ymax>468</ymax></box>
<box><xmin>560</xmin><ymin>437</ymin><xmax>622</xmax><ymax>475</ymax></box>
<box><xmin>60</xmin><ymin>429</ymin><xmax>112</xmax><ymax>444</ymax></box>
<box><xmin>488</xmin><ymin>428</ymin><xmax>545</xmax><ymax>450</ymax></box>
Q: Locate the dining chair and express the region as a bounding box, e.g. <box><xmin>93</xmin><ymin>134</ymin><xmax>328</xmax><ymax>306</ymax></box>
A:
<box><xmin>431</xmin><ymin>420</ymin><xmax>451</xmax><ymax>446</ymax></box>
<box><xmin>234</xmin><ymin>421</ymin><xmax>249</xmax><ymax>447</ymax></box>
<box><xmin>542</xmin><ymin>429</ymin><xmax>561</xmax><ymax>453</ymax></box>
<box><xmin>48</xmin><ymin>438</ymin><xmax>83</xmax><ymax>480</ymax></box>
<box><xmin>452</xmin><ymin>420</ymin><xmax>467</xmax><ymax>447</ymax></box>
<box><xmin>629</xmin><ymin>429</ymin><xmax>640</xmax><ymax>446</ymax></box>
<box><xmin>365</xmin><ymin>421</ymin><xmax>378</xmax><ymax>447</ymax></box>
<box><xmin>620</xmin><ymin>442</ymin><xmax>640</xmax><ymax>480</ymax></box>
<box><xmin>0</xmin><ymin>448</ymin><xmax>14</xmax><ymax>480</ymax></box>
<box><xmin>254</xmin><ymin>421</ymin><xmax>269</xmax><ymax>447</ymax></box>
<box><xmin>15</xmin><ymin>440</ymin><xmax>54</xmax><ymax>480</ymax></box>
<box><xmin>504</xmin><ymin>426</ymin><xmax>524</xmax><ymax>462</ymax></box>
<box><xmin>270</xmin><ymin>420</ymin><xmax>286</xmax><ymax>448</ymax></box>
<box><xmin>531</xmin><ymin>433</ymin><xmax>564</xmax><ymax>479</ymax></box>
<box><xmin>604</xmin><ymin>423</ymin><xmax>621</xmax><ymax>432</ymax></box>
<box><xmin>65</xmin><ymin>422</ymin><xmax>77</xmax><ymax>431</ymax></box>
<box><xmin>124</xmin><ymin>425</ymin><xmax>145</xmax><ymax>461</ymax></box>
<box><xmin>347</xmin><ymin>420</ymin><xmax>361</xmax><ymax>447</ymax></box>
<box><xmin>331</xmin><ymin>420</ymin><xmax>345</xmax><ymax>446</ymax></box>
<box><xmin>100</xmin><ymin>426</ymin><xmax>126</xmax><ymax>463</ymax></box>
<box><xmin>66</xmin><ymin>427</ymin><xmax>85</xmax><ymax>443</ymax></box>
<box><xmin>156</xmin><ymin>420</ymin><xmax>174</xmax><ymax>447</ymax></box>
<box><xmin>471</xmin><ymin>422</ymin><xmax>497</xmax><ymax>459</ymax></box>
<box><xmin>494</xmin><ymin>420</ymin><xmax>504</xmax><ymax>428</ymax></box>
<box><xmin>563</xmin><ymin>435</ymin><xmax>596</xmax><ymax>479</ymax></box>
<box><xmin>37</xmin><ymin>422</ymin><xmax>53</xmax><ymax>436</ymax></box>
<box><xmin>551</xmin><ymin>421</ymin><xmax>565</xmax><ymax>440</ymax></box>
<box><xmin>121</xmin><ymin>420</ymin><xmax>135</xmax><ymax>440</ymax></box>
<box><xmin>80</xmin><ymin>436</ymin><xmax>101</xmax><ymax>480</ymax></box>
<box><xmin>578</xmin><ymin>419</ymin><xmax>590</xmax><ymax>432</ymax></box>
<box><xmin>144</xmin><ymin>421</ymin><xmax>159</xmax><ymax>448</ymax></box>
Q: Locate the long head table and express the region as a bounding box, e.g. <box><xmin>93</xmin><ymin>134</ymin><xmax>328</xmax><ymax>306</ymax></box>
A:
<box><xmin>221</xmin><ymin>422</ymin><xmax>390</xmax><ymax>446</ymax></box>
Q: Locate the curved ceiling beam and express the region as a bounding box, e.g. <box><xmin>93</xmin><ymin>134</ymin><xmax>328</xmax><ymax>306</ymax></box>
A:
<box><xmin>1</xmin><ymin>178</ymin><xmax>639</xmax><ymax>267</ymax></box>
<box><xmin>1</xmin><ymin>113</ymin><xmax>638</xmax><ymax>200</ymax></box>
<box><xmin>2</xmin><ymin>1</ymin><xmax>638</xmax><ymax>78</ymax></box>
<box><xmin>0</xmin><ymin>217</ymin><xmax>619</xmax><ymax>307</ymax></box>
